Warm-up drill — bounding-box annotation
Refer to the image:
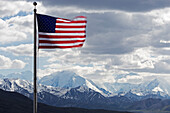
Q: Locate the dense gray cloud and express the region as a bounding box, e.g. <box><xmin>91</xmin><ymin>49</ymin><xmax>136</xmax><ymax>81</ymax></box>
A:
<box><xmin>28</xmin><ymin>0</ymin><xmax>170</xmax><ymax>12</ymax></box>
<box><xmin>81</xmin><ymin>12</ymin><xmax>152</xmax><ymax>54</ymax></box>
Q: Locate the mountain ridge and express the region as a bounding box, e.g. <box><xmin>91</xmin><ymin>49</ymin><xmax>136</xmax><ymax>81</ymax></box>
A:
<box><xmin>0</xmin><ymin>88</ymin><xmax>131</xmax><ymax>113</ymax></box>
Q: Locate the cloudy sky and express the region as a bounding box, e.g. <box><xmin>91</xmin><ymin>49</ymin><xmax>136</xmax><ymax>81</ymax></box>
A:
<box><xmin>1</xmin><ymin>0</ymin><xmax>170</xmax><ymax>85</ymax></box>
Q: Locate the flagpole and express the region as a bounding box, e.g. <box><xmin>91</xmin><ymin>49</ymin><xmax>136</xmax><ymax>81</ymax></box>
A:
<box><xmin>33</xmin><ymin>2</ymin><xmax>37</xmax><ymax>113</ymax></box>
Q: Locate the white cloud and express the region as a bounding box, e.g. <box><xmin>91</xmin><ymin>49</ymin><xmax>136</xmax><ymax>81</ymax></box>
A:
<box><xmin>0</xmin><ymin>1</ymin><xmax>46</xmax><ymax>44</ymax></box>
<box><xmin>0</xmin><ymin>55</ymin><xmax>26</xmax><ymax>69</ymax></box>
<box><xmin>6</xmin><ymin>14</ymin><xmax>33</xmax><ymax>34</ymax></box>
<box><xmin>37</xmin><ymin>49</ymin><xmax>126</xmax><ymax>81</ymax></box>
<box><xmin>143</xmin><ymin>61</ymin><xmax>170</xmax><ymax>74</ymax></box>
<box><xmin>0</xmin><ymin>1</ymin><xmax>32</xmax><ymax>18</ymax></box>
<box><xmin>38</xmin><ymin>68</ymin><xmax>57</xmax><ymax>78</ymax></box>
<box><xmin>0</xmin><ymin>19</ymin><xmax>27</xmax><ymax>44</ymax></box>
<box><xmin>37</xmin><ymin>45</ymin><xmax>170</xmax><ymax>83</ymax></box>
<box><xmin>0</xmin><ymin>44</ymin><xmax>33</xmax><ymax>56</ymax></box>
<box><xmin>117</xmin><ymin>75</ymin><xmax>143</xmax><ymax>84</ymax></box>
<box><xmin>0</xmin><ymin>14</ymin><xmax>33</xmax><ymax>44</ymax></box>
<box><xmin>148</xmin><ymin>8</ymin><xmax>170</xmax><ymax>26</ymax></box>
<box><xmin>119</xmin><ymin>47</ymin><xmax>156</xmax><ymax>69</ymax></box>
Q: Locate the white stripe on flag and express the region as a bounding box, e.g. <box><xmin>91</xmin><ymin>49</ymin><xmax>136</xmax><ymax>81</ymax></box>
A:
<box><xmin>39</xmin><ymin>32</ymin><xmax>85</xmax><ymax>36</ymax></box>
<box><xmin>55</xmin><ymin>28</ymin><xmax>86</xmax><ymax>31</ymax></box>
<box><xmin>57</xmin><ymin>18</ymin><xmax>86</xmax><ymax>22</ymax></box>
<box><xmin>57</xmin><ymin>19</ymin><xmax>71</xmax><ymax>22</ymax></box>
<box><xmin>73</xmin><ymin>18</ymin><xmax>86</xmax><ymax>21</ymax></box>
<box><xmin>39</xmin><ymin>38</ymin><xmax>86</xmax><ymax>41</ymax></box>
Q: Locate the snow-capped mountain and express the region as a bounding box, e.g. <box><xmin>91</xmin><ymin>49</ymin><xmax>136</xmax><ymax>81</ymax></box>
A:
<box><xmin>1</xmin><ymin>77</ymin><xmax>170</xmax><ymax>111</ymax></box>
<box><xmin>39</xmin><ymin>71</ymin><xmax>110</xmax><ymax>96</ymax></box>
<box><xmin>0</xmin><ymin>78</ymin><xmax>118</xmax><ymax>110</ymax></box>
<box><xmin>1</xmin><ymin>70</ymin><xmax>170</xmax><ymax>98</ymax></box>
<box><xmin>102</xmin><ymin>82</ymin><xmax>138</xmax><ymax>95</ymax></box>
<box><xmin>0</xmin><ymin>78</ymin><xmax>108</xmax><ymax>101</ymax></box>
<box><xmin>100</xmin><ymin>77</ymin><xmax>170</xmax><ymax>98</ymax></box>
<box><xmin>139</xmin><ymin>78</ymin><xmax>170</xmax><ymax>96</ymax></box>
<box><xmin>0</xmin><ymin>78</ymin><xmax>70</xmax><ymax>98</ymax></box>
<box><xmin>39</xmin><ymin>71</ymin><xmax>86</xmax><ymax>88</ymax></box>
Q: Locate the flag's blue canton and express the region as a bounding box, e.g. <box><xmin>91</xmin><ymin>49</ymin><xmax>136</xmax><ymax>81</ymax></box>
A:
<box><xmin>37</xmin><ymin>14</ymin><xmax>56</xmax><ymax>33</ymax></box>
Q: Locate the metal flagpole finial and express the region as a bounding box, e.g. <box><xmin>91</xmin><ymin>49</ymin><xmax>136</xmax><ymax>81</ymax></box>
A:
<box><xmin>33</xmin><ymin>2</ymin><xmax>37</xmax><ymax>13</ymax></box>
<box><xmin>33</xmin><ymin>2</ymin><xmax>37</xmax><ymax>12</ymax></box>
<box><xmin>33</xmin><ymin>2</ymin><xmax>37</xmax><ymax>6</ymax></box>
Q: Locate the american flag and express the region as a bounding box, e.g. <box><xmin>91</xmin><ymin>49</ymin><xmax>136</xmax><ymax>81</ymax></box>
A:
<box><xmin>37</xmin><ymin>14</ymin><xmax>87</xmax><ymax>49</ymax></box>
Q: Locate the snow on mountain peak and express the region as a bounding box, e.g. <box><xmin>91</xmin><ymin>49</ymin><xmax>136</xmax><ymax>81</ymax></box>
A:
<box><xmin>0</xmin><ymin>78</ymin><xmax>70</xmax><ymax>98</ymax></box>
<box><xmin>132</xmin><ymin>78</ymin><xmax>170</xmax><ymax>96</ymax></box>
<box><xmin>39</xmin><ymin>71</ymin><xmax>109</xmax><ymax>96</ymax></box>
<box><xmin>39</xmin><ymin>71</ymin><xmax>86</xmax><ymax>88</ymax></box>
<box><xmin>152</xmin><ymin>86</ymin><xmax>164</xmax><ymax>92</ymax></box>
<box><xmin>0</xmin><ymin>78</ymin><xmax>33</xmax><ymax>93</ymax></box>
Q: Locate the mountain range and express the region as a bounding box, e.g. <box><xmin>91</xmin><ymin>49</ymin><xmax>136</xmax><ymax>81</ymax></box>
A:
<box><xmin>1</xmin><ymin>70</ymin><xmax>170</xmax><ymax>112</ymax></box>
<box><xmin>0</xmin><ymin>88</ymin><xmax>131</xmax><ymax>113</ymax></box>
<box><xmin>0</xmin><ymin>78</ymin><xmax>121</xmax><ymax>110</ymax></box>
<box><xmin>0</xmin><ymin>77</ymin><xmax>170</xmax><ymax>112</ymax></box>
<box><xmin>1</xmin><ymin>71</ymin><xmax>170</xmax><ymax>98</ymax></box>
<box><xmin>2</xmin><ymin>70</ymin><xmax>170</xmax><ymax>98</ymax></box>
<box><xmin>38</xmin><ymin>71</ymin><xmax>170</xmax><ymax>98</ymax></box>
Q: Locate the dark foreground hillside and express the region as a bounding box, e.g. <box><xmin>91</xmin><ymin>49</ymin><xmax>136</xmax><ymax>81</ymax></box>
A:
<box><xmin>0</xmin><ymin>89</ymin><xmax>131</xmax><ymax>113</ymax></box>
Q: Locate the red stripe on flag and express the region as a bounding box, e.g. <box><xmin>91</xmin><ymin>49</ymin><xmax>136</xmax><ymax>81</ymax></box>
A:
<box><xmin>39</xmin><ymin>40</ymin><xmax>85</xmax><ymax>44</ymax></box>
<box><xmin>39</xmin><ymin>44</ymin><xmax>83</xmax><ymax>49</ymax></box>
<box><xmin>74</xmin><ymin>16</ymin><xmax>86</xmax><ymax>18</ymax></box>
